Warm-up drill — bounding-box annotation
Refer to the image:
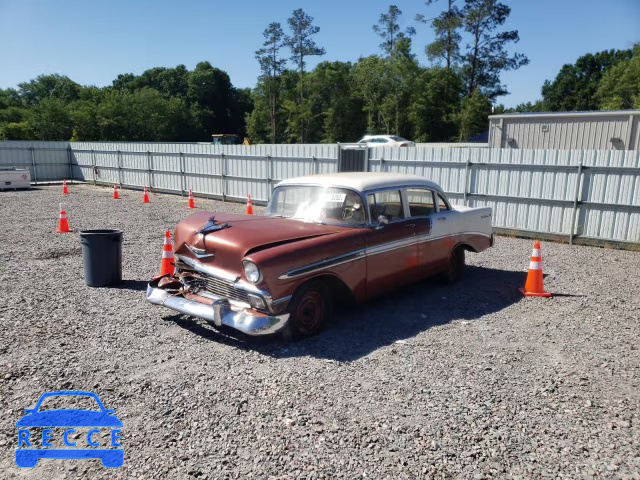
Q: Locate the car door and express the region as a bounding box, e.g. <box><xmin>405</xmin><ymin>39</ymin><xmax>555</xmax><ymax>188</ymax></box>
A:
<box><xmin>364</xmin><ymin>189</ymin><xmax>419</xmax><ymax>299</ymax></box>
<box><xmin>406</xmin><ymin>188</ymin><xmax>451</xmax><ymax>274</ymax></box>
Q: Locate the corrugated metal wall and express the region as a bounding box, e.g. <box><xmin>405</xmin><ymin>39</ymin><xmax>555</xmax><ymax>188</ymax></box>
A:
<box><xmin>489</xmin><ymin>112</ymin><xmax>640</xmax><ymax>150</ymax></box>
<box><xmin>1</xmin><ymin>141</ymin><xmax>638</xmax><ymax>246</ymax></box>
<box><xmin>370</xmin><ymin>147</ymin><xmax>640</xmax><ymax>245</ymax></box>
<box><xmin>0</xmin><ymin>141</ymin><xmax>70</xmax><ymax>181</ymax></box>
<box><xmin>0</xmin><ymin>141</ymin><xmax>339</xmax><ymax>203</ymax></box>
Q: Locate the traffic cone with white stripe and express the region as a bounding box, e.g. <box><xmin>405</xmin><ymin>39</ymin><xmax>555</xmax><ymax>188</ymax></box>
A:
<box><xmin>245</xmin><ymin>194</ymin><xmax>254</xmax><ymax>215</ymax></box>
<box><xmin>113</xmin><ymin>184</ymin><xmax>120</xmax><ymax>199</ymax></box>
<box><xmin>142</xmin><ymin>186</ymin><xmax>150</xmax><ymax>203</ymax></box>
<box><xmin>62</xmin><ymin>180</ymin><xmax>69</xmax><ymax>195</ymax></box>
<box><xmin>519</xmin><ymin>241</ymin><xmax>551</xmax><ymax>297</ymax></box>
<box><xmin>187</xmin><ymin>189</ymin><xmax>196</xmax><ymax>209</ymax></box>
<box><xmin>158</xmin><ymin>230</ymin><xmax>175</xmax><ymax>277</ymax></box>
<box><xmin>56</xmin><ymin>203</ymin><xmax>71</xmax><ymax>233</ymax></box>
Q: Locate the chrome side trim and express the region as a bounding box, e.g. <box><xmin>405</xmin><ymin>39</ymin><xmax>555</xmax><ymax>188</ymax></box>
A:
<box><xmin>277</xmin><ymin>231</ymin><xmax>493</xmax><ymax>280</ymax></box>
<box><xmin>278</xmin><ymin>249</ymin><xmax>366</xmax><ymax>280</ymax></box>
<box><xmin>365</xmin><ymin>236</ymin><xmax>416</xmax><ymax>256</ymax></box>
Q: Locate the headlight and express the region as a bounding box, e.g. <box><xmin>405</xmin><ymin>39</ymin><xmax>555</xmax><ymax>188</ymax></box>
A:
<box><xmin>243</xmin><ymin>260</ymin><xmax>261</xmax><ymax>284</ymax></box>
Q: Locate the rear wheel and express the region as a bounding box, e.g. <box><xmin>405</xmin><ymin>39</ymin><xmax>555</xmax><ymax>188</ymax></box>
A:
<box><xmin>444</xmin><ymin>247</ymin><xmax>465</xmax><ymax>283</ymax></box>
<box><xmin>283</xmin><ymin>280</ymin><xmax>332</xmax><ymax>340</ymax></box>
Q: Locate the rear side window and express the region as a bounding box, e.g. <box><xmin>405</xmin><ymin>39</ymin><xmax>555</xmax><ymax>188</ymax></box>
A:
<box><xmin>368</xmin><ymin>190</ymin><xmax>404</xmax><ymax>221</ymax></box>
<box><xmin>437</xmin><ymin>194</ymin><xmax>449</xmax><ymax>211</ymax></box>
<box><xmin>406</xmin><ymin>189</ymin><xmax>436</xmax><ymax>216</ymax></box>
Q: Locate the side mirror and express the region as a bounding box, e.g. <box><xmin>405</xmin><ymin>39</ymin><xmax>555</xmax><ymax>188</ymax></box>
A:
<box><xmin>376</xmin><ymin>215</ymin><xmax>389</xmax><ymax>229</ymax></box>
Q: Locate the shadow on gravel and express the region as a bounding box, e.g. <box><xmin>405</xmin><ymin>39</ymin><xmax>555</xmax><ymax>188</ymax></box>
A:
<box><xmin>115</xmin><ymin>280</ymin><xmax>149</xmax><ymax>292</ymax></box>
<box><xmin>165</xmin><ymin>266</ymin><xmax>526</xmax><ymax>362</ymax></box>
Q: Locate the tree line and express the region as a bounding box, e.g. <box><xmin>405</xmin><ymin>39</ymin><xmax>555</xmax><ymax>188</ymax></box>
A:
<box><xmin>1</xmin><ymin>1</ymin><xmax>638</xmax><ymax>144</ymax></box>
<box><xmin>0</xmin><ymin>63</ymin><xmax>252</xmax><ymax>142</ymax></box>
<box><xmin>246</xmin><ymin>1</ymin><xmax>529</xmax><ymax>143</ymax></box>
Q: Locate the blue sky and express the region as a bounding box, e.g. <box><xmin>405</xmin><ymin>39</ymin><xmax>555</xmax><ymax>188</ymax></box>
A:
<box><xmin>0</xmin><ymin>0</ymin><xmax>638</xmax><ymax>107</ymax></box>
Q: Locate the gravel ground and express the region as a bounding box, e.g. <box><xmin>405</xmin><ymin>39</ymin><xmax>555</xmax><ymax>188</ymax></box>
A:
<box><xmin>0</xmin><ymin>184</ymin><xmax>639</xmax><ymax>479</ymax></box>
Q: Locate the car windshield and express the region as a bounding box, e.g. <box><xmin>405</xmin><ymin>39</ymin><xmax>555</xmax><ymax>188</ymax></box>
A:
<box><xmin>266</xmin><ymin>186</ymin><xmax>366</xmax><ymax>226</ymax></box>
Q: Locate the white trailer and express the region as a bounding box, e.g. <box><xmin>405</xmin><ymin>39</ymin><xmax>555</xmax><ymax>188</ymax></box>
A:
<box><xmin>0</xmin><ymin>167</ymin><xmax>31</xmax><ymax>190</ymax></box>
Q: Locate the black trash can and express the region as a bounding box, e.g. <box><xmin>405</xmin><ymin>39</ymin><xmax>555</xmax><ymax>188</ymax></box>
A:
<box><xmin>80</xmin><ymin>229</ymin><xmax>123</xmax><ymax>287</ymax></box>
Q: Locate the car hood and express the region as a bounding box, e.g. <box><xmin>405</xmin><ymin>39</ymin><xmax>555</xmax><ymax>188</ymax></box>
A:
<box><xmin>174</xmin><ymin>212</ymin><xmax>349</xmax><ymax>273</ymax></box>
<box><xmin>16</xmin><ymin>410</ymin><xmax>123</xmax><ymax>427</ymax></box>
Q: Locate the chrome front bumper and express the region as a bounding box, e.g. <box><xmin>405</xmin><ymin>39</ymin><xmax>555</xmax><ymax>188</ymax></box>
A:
<box><xmin>146</xmin><ymin>280</ymin><xmax>290</xmax><ymax>336</ymax></box>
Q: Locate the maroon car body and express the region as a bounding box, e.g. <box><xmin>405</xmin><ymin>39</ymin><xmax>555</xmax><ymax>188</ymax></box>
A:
<box><xmin>146</xmin><ymin>173</ymin><xmax>493</xmax><ymax>337</ymax></box>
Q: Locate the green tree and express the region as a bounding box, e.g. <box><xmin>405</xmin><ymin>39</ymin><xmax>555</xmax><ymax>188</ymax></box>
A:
<box><xmin>255</xmin><ymin>23</ymin><xmax>287</xmax><ymax>143</ymax></box>
<box><xmin>596</xmin><ymin>46</ymin><xmax>640</xmax><ymax>109</ymax></box>
<box><xmin>541</xmin><ymin>49</ymin><xmax>633</xmax><ymax>111</ymax></box>
<box><xmin>187</xmin><ymin>61</ymin><xmax>237</xmax><ymax>140</ymax></box>
<box><xmin>285</xmin><ymin>9</ymin><xmax>325</xmax><ymax>142</ymax></box>
<box><xmin>18</xmin><ymin>74</ymin><xmax>81</xmax><ymax>105</ymax></box>
<box><xmin>306</xmin><ymin>61</ymin><xmax>365</xmax><ymax>142</ymax></box>
<box><xmin>456</xmin><ymin>89</ymin><xmax>491</xmax><ymax>140</ymax></box>
<box><xmin>460</xmin><ymin>0</ymin><xmax>528</xmax><ymax>98</ymax></box>
<box><xmin>373</xmin><ymin>5</ymin><xmax>416</xmax><ymax>57</ymax></box>
<box><xmin>29</xmin><ymin>97</ymin><xmax>74</xmax><ymax>140</ymax></box>
<box><xmin>417</xmin><ymin>0</ymin><xmax>462</xmax><ymax>69</ymax></box>
<box><xmin>353</xmin><ymin>56</ymin><xmax>392</xmax><ymax>133</ymax></box>
<box><xmin>409</xmin><ymin>67</ymin><xmax>464</xmax><ymax>141</ymax></box>
<box><xmin>0</xmin><ymin>122</ymin><xmax>35</xmax><ymax>140</ymax></box>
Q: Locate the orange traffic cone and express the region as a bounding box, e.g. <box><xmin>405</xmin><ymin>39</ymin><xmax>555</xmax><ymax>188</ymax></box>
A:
<box><xmin>519</xmin><ymin>241</ymin><xmax>551</xmax><ymax>297</ymax></box>
<box><xmin>245</xmin><ymin>194</ymin><xmax>254</xmax><ymax>215</ymax></box>
<box><xmin>159</xmin><ymin>230</ymin><xmax>175</xmax><ymax>277</ymax></box>
<box><xmin>113</xmin><ymin>184</ymin><xmax>120</xmax><ymax>199</ymax></box>
<box><xmin>62</xmin><ymin>180</ymin><xmax>69</xmax><ymax>195</ymax></box>
<box><xmin>187</xmin><ymin>189</ymin><xmax>196</xmax><ymax>209</ymax></box>
<box><xmin>56</xmin><ymin>203</ymin><xmax>71</xmax><ymax>233</ymax></box>
<box><xmin>142</xmin><ymin>186</ymin><xmax>150</xmax><ymax>203</ymax></box>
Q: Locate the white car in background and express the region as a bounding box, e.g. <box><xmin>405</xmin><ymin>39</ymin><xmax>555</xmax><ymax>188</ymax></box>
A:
<box><xmin>357</xmin><ymin>135</ymin><xmax>415</xmax><ymax>147</ymax></box>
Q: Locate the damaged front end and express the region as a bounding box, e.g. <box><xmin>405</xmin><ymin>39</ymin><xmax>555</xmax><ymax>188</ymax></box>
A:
<box><xmin>146</xmin><ymin>255</ymin><xmax>290</xmax><ymax>336</ymax></box>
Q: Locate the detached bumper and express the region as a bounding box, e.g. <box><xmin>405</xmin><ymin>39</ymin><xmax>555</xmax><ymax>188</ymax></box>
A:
<box><xmin>146</xmin><ymin>279</ymin><xmax>290</xmax><ymax>336</ymax></box>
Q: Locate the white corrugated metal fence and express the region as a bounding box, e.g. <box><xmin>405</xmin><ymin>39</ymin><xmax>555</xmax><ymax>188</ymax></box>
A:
<box><xmin>1</xmin><ymin>141</ymin><xmax>638</xmax><ymax>247</ymax></box>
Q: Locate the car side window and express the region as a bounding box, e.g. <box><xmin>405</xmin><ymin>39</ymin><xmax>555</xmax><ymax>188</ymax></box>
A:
<box><xmin>437</xmin><ymin>194</ymin><xmax>450</xmax><ymax>211</ymax></box>
<box><xmin>368</xmin><ymin>190</ymin><xmax>404</xmax><ymax>221</ymax></box>
<box><xmin>406</xmin><ymin>189</ymin><xmax>436</xmax><ymax>217</ymax></box>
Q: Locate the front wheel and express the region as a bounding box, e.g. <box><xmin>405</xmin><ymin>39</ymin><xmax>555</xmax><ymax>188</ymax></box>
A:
<box><xmin>444</xmin><ymin>247</ymin><xmax>465</xmax><ymax>283</ymax></box>
<box><xmin>283</xmin><ymin>280</ymin><xmax>332</xmax><ymax>340</ymax></box>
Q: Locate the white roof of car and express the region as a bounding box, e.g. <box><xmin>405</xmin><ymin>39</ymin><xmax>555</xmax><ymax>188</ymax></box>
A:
<box><xmin>277</xmin><ymin>172</ymin><xmax>443</xmax><ymax>193</ymax></box>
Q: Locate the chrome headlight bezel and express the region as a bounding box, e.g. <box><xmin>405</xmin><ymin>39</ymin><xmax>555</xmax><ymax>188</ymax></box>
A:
<box><xmin>242</xmin><ymin>260</ymin><xmax>262</xmax><ymax>284</ymax></box>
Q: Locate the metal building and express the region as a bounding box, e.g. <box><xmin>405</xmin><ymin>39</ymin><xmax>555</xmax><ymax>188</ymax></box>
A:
<box><xmin>488</xmin><ymin>110</ymin><xmax>640</xmax><ymax>150</ymax></box>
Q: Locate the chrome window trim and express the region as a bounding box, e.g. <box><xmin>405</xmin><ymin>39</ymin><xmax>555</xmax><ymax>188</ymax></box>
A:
<box><xmin>366</xmin><ymin>188</ymin><xmax>408</xmax><ymax>224</ymax></box>
<box><xmin>435</xmin><ymin>192</ymin><xmax>452</xmax><ymax>212</ymax></box>
<box><xmin>404</xmin><ymin>187</ymin><xmax>438</xmax><ymax>219</ymax></box>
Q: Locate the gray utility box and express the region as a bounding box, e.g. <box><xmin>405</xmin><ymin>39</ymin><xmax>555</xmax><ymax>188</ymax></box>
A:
<box><xmin>0</xmin><ymin>167</ymin><xmax>31</xmax><ymax>190</ymax></box>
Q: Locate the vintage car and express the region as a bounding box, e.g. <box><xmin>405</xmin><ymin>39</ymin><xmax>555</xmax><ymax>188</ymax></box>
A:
<box><xmin>146</xmin><ymin>172</ymin><xmax>493</xmax><ymax>338</ymax></box>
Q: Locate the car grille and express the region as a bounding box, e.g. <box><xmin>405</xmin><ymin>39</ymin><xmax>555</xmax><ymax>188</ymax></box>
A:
<box><xmin>199</xmin><ymin>275</ymin><xmax>250</xmax><ymax>304</ymax></box>
<box><xmin>175</xmin><ymin>258</ymin><xmax>250</xmax><ymax>305</ymax></box>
